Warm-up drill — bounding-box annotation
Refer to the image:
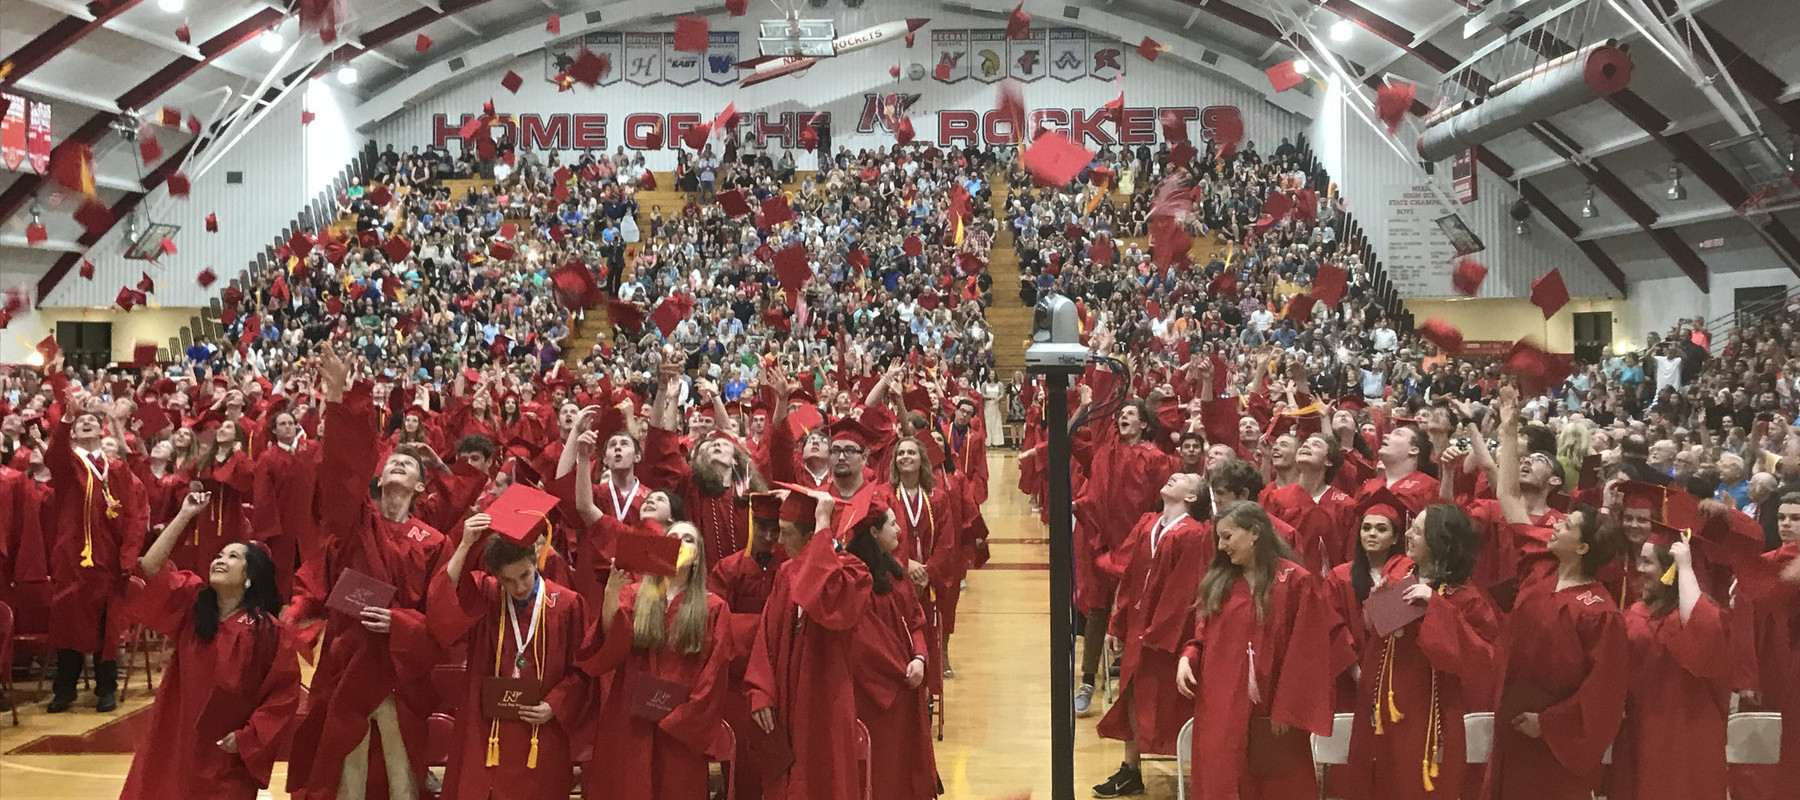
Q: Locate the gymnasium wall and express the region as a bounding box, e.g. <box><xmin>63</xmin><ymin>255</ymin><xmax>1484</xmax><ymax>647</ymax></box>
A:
<box><xmin>363</xmin><ymin>9</ymin><xmax>1308</xmax><ymax>173</ymax></box>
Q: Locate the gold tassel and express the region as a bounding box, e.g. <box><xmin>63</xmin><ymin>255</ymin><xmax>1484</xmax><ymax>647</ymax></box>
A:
<box><xmin>527</xmin><ymin>725</ymin><xmax>540</xmax><ymax>769</ymax></box>
<box><xmin>1660</xmin><ymin>562</ymin><xmax>1678</xmax><ymax>586</ymax></box>
<box><xmin>1384</xmin><ymin>635</ymin><xmax>1404</xmax><ymax>725</ymax></box>
<box><xmin>80</xmin><ymin>477</ymin><xmax>95</xmax><ymax>567</ymax></box>
<box><xmin>1421</xmin><ymin>670</ymin><xmax>1441</xmax><ymax>792</ymax></box>
<box><xmin>486</xmin><ymin>720</ymin><xmax>500</xmax><ymax>767</ymax></box>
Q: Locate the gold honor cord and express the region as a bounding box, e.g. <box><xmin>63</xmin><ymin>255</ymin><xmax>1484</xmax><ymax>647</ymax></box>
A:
<box><xmin>488</xmin><ymin>583</ymin><xmax>546</xmax><ymax>769</ymax></box>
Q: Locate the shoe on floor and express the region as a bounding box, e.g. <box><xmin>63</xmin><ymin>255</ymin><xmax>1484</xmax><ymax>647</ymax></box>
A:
<box><xmin>1074</xmin><ymin>683</ymin><xmax>1095</xmax><ymax>716</ymax></box>
<box><xmin>96</xmin><ymin>693</ymin><xmax>118</xmax><ymax>713</ymax></box>
<box><xmin>46</xmin><ymin>697</ymin><xmax>73</xmax><ymax>714</ymax></box>
<box><xmin>1092</xmin><ymin>762</ymin><xmax>1145</xmax><ymax>798</ymax></box>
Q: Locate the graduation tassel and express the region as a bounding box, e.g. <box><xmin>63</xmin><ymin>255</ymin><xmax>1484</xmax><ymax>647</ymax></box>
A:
<box><xmin>486</xmin><ymin>720</ymin><xmax>501</xmax><ymax>767</ymax></box>
<box><xmin>527</xmin><ymin>725</ymin><xmax>540</xmax><ymax>768</ymax></box>
<box><xmin>1421</xmin><ymin>669</ymin><xmax>1442</xmax><ymax>792</ymax></box>
<box><xmin>80</xmin><ymin>477</ymin><xmax>96</xmax><ymax>567</ymax></box>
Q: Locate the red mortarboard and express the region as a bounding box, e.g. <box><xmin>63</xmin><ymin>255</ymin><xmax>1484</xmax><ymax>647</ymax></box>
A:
<box><xmin>1282</xmin><ymin>293</ymin><xmax>1317</xmax><ymax>324</ymax></box>
<box><xmin>156</xmin><ymin>107</ymin><xmax>181</xmax><ymax>127</ymax></box>
<box><xmin>1207</xmin><ymin>270</ymin><xmax>1236</xmax><ymax>296</ymax></box>
<box><xmin>569</xmin><ymin>47</ymin><xmax>609</xmax><ymax>86</ymax></box>
<box><xmin>550</xmin><ymin>258</ymin><xmax>604</xmax><ymax>310</ymax></box>
<box><xmin>187</xmin><ymin>114</ymin><xmax>202</xmax><ymax>135</ymax></box>
<box><xmin>1416</xmin><ymin>318</ymin><xmax>1464</xmax><ymax>355</ymax></box>
<box><xmin>133</xmin><ymin>403</ymin><xmax>174</xmax><ymax>437</ymax></box>
<box><xmin>324</xmin><ymin>296</ymin><xmax>343</xmax><ymax>315</ymax></box>
<box><xmin>482</xmin><ymin>484</ymin><xmax>561</xmax><ymax>545</ymax></box>
<box><xmin>35</xmin><ymin>335</ymin><xmax>59</xmax><ymax>362</ymax></box>
<box><xmin>1089</xmin><ymin>234</ymin><xmax>1114</xmax><ymax>264</ymax></box>
<box><xmin>489</xmin><ymin>334</ymin><xmax>512</xmax><ymax>359</ymax></box>
<box><xmin>357</xmin><ymin>229</ymin><xmax>380</xmax><ymax>249</ymax></box>
<box><xmin>774</xmin><ymin>244</ymin><xmax>810</xmax><ymax>298</ymax></box>
<box><xmin>196</xmin><ymin>268</ymin><xmax>217</xmax><ymax>288</ymax></box>
<box><xmin>204</xmin><ymin>212</ymin><xmax>218</xmax><ymax>232</ymax></box>
<box><xmin>681</xmin><ymin>120</ymin><xmax>712</xmax><ymax>150</ymax></box>
<box><xmin>501</xmin><ymin>70</ymin><xmax>524</xmax><ymax>94</ymax></box>
<box><xmin>614</xmin><ymin>528</ymin><xmax>681</xmax><ymax>578</ymax></box>
<box><xmin>383</xmin><ymin>234</ymin><xmax>412</xmax><ymax>262</ymax></box>
<box><xmin>760</xmin><ymin>195</ymin><xmax>793</xmax><ymax>226</ymax></box>
<box><xmin>129</xmin><ymin>342</ymin><xmax>158</xmax><ymax>367</ymax></box>
<box><xmin>1312</xmin><ymin>262</ymin><xmax>1347</xmax><ymax>307</ymax></box>
<box><xmin>1021</xmin><ymin>130</ymin><xmax>1093</xmax><ymax>186</ymax></box>
<box><xmin>137</xmin><ymin>273</ymin><xmax>156</xmax><ymax>293</ymax></box>
<box><xmin>288</xmin><ymin>232</ymin><xmax>315</xmax><ymax>259</ymax></box>
<box><xmin>828</xmin><ymin>415</ymin><xmax>875</xmax><ymax>450</ymax></box>
<box><xmin>176</xmin><ymin>24</ymin><xmax>191</xmax><ymax>44</ymax></box>
<box><xmin>1376</xmin><ymin>82</ymin><xmax>1416</xmax><ymax>135</ymax></box>
<box><xmin>415</xmin><ymin>33</ymin><xmax>433</xmax><ymax>52</ymax></box>
<box><xmin>889</xmin><ymin>63</ymin><xmax>901</xmax><ymax>79</ymax></box>
<box><xmin>1005</xmin><ymin>2</ymin><xmax>1031</xmax><ymax>39</ymax></box>
<box><xmin>650</xmin><ymin>297</ymin><xmax>686</xmax><ymax>337</ymax></box>
<box><xmin>750</xmin><ymin>492</ymin><xmax>782</xmax><ymax>520</ymax></box>
<box><xmin>74</xmin><ymin>200</ymin><xmax>112</xmax><ymax>237</ymax></box>
<box><xmin>846</xmin><ymin>249</ymin><xmax>870</xmax><ymax>269</ymax></box>
<box><xmin>996</xmin><ymin>80</ymin><xmax>1027</xmax><ymax>143</ymax></box>
<box><xmin>712</xmin><ymin>102</ymin><xmax>740</xmax><ymax>132</ymax></box>
<box><xmin>893</xmin><ymin>116</ymin><xmax>915</xmax><ymax>145</ymax></box>
<box><xmin>300</xmin><ymin>109</ymin><xmax>316</xmax><ymax>126</ymax></box>
<box><xmin>776</xmin><ymin>484</ymin><xmax>820</xmax><ymax>524</ymax></box>
<box><xmin>1502</xmin><ymin>339</ymin><xmax>1569</xmax><ymax>395</ymax></box>
<box><xmin>49</xmin><ymin>142</ymin><xmax>97</xmax><ymax>197</ymax></box>
<box><xmin>1169</xmin><ymin>140</ymin><xmax>1199</xmax><ymax>165</ymax></box>
<box><xmin>489</xmin><ymin>240</ymin><xmax>516</xmax><ymax>261</ymax></box>
<box><xmin>140</xmin><ymin>132</ymin><xmax>163</xmax><ymax>162</ymax></box>
<box><xmin>79</xmin><ymin>260</ymin><xmax>96</xmax><ymax>280</ymax></box>
<box><xmin>115</xmin><ymin>287</ymin><xmax>146</xmax><ymax>311</ymax></box>
<box><xmin>606</xmin><ymin>299</ymin><xmax>645</xmax><ymax>333</ymax></box>
<box><xmin>499</xmin><ymin>222</ymin><xmax>518</xmax><ymax>240</ymax></box>
<box><xmin>1452</xmin><ymin>258</ymin><xmax>1487</xmax><ymax>297</ymax></box>
<box><xmin>1266</xmin><ymin>60</ymin><xmax>1305</xmax><ymax>92</ymax></box>
<box><xmin>1356</xmin><ymin>484</ymin><xmax>1413</xmax><ymax>527</ymax></box>
<box><xmin>366</xmin><ymin>184</ymin><xmax>393</xmax><ymax>207</ymax></box>
<box><xmin>717</xmin><ymin>189</ymin><xmax>751</xmax><ymax>217</ymax></box>
<box><xmin>1530</xmin><ymin>268</ymin><xmax>1569</xmax><ymax>319</ymax></box>
<box><xmin>1697</xmin><ymin>507</ymin><xmax>1768</xmax><ymax>562</ymax></box>
<box><xmin>166</xmin><ymin>172</ymin><xmax>190</xmax><ymax>197</ymax></box>
<box><xmin>674</xmin><ymin>16</ymin><xmax>710</xmax><ymax>53</ymax></box>
<box><xmin>1137</xmin><ymin>37</ymin><xmax>1164</xmax><ymax>62</ymax></box>
<box><xmin>903</xmin><ymin>234</ymin><xmax>923</xmax><ymax>257</ymax></box>
<box><xmin>160</xmin><ymin>236</ymin><xmax>177</xmax><ymax>256</ymax></box>
<box><xmin>798</xmin><ymin>124</ymin><xmax>818</xmax><ymax>151</ymax></box>
<box><xmin>1618</xmin><ymin>480</ymin><xmax>1666</xmax><ymax>511</ymax></box>
<box><xmin>546</xmin><ymin>14</ymin><xmax>561</xmax><ymax>34</ymax></box>
<box><xmin>1160</xmin><ymin>108</ymin><xmax>1188</xmax><ymax>144</ymax></box>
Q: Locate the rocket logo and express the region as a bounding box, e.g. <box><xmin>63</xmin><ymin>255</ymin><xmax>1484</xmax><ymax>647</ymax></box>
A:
<box><xmin>1015</xmin><ymin>49</ymin><xmax>1040</xmax><ymax>74</ymax></box>
<box><xmin>1094</xmin><ymin>48</ymin><xmax>1121</xmax><ymax>71</ymax></box>
<box><xmin>978</xmin><ymin>49</ymin><xmax>1001</xmax><ymax>76</ymax></box>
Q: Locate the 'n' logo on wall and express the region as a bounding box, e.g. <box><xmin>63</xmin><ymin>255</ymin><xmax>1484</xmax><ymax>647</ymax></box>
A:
<box><xmin>930</xmin><ymin>29</ymin><xmax>970</xmax><ymax>84</ymax></box>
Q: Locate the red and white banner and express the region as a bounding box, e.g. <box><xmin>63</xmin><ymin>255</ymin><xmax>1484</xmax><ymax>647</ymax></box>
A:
<box><xmin>1</xmin><ymin>93</ymin><xmax>26</xmax><ymax>171</ymax></box>
<box><xmin>27</xmin><ymin>100</ymin><xmax>52</xmax><ymax>174</ymax></box>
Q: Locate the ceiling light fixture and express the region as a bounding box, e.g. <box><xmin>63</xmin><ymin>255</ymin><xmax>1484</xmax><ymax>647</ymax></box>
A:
<box><xmin>1293</xmin><ymin>58</ymin><xmax>1311</xmax><ymax>74</ymax></box>
<box><xmin>336</xmin><ymin>65</ymin><xmax>359</xmax><ymax>85</ymax></box>
<box><xmin>1666</xmin><ymin>164</ymin><xmax>1687</xmax><ymax>200</ymax></box>
<box><xmin>260</xmin><ymin>30</ymin><xmax>283</xmax><ymax>53</ymax></box>
<box><xmin>1581</xmin><ymin>184</ymin><xmax>1598</xmax><ymax>218</ymax></box>
<box><xmin>1330</xmin><ymin>20</ymin><xmax>1354</xmax><ymax>41</ymax></box>
<box><xmin>157</xmin><ymin>0</ymin><xmax>184</xmax><ymax>12</ymax></box>
<box><xmin>1510</xmin><ymin>197</ymin><xmax>1532</xmax><ymax>236</ymax></box>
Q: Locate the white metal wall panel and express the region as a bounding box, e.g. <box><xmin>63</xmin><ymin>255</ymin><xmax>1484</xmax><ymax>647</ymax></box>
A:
<box><xmin>43</xmin><ymin>81</ymin><xmax>365</xmax><ymax>309</ymax></box>
<box><xmin>366</xmin><ymin>10</ymin><xmax>1305</xmax><ymax>172</ymax></box>
<box><xmin>1310</xmin><ymin>78</ymin><xmax>1620</xmax><ymax>300</ymax></box>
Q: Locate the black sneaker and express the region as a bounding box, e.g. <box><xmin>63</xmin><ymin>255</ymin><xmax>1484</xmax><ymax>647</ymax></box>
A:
<box><xmin>1092</xmin><ymin>763</ymin><xmax>1145</xmax><ymax>798</ymax></box>
<box><xmin>46</xmin><ymin>696</ymin><xmax>73</xmax><ymax>714</ymax></box>
<box><xmin>96</xmin><ymin>693</ymin><xmax>118</xmax><ymax>713</ymax></box>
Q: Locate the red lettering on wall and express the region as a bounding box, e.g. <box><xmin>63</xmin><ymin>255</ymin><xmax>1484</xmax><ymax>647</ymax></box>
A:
<box><xmin>1065</xmin><ymin>109</ymin><xmax>1112</xmax><ymax>148</ymax></box>
<box><xmin>1160</xmin><ymin>107</ymin><xmax>1200</xmax><ymax>142</ymax></box>
<box><xmin>520</xmin><ymin>116</ymin><xmax>571</xmax><ymax>150</ymax></box>
<box><xmin>979</xmin><ymin>111</ymin><xmax>1019</xmax><ymax>145</ymax></box>
<box><xmin>1118</xmin><ymin>108</ymin><xmax>1155</xmax><ymax>145</ymax></box>
<box><xmin>752</xmin><ymin>112</ymin><xmax>793</xmax><ymax>149</ymax></box>
<box><xmin>666</xmin><ymin>113</ymin><xmax>702</xmax><ymax>147</ymax></box>
<box><xmin>1029</xmin><ymin>109</ymin><xmax>1069</xmax><ymax>136</ymax></box>
<box><xmin>938</xmin><ymin>111</ymin><xmax>979</xmax><ymax>146</ymax></box>
<box><xmin>571</xmin><ymin>114</ymin><xmax>607</xmax><ymax>149</ymax></box>
<box><xmin>621</xmin><ymin>113</ymin><xmax>662</xmax><ymax>149</ymax></box>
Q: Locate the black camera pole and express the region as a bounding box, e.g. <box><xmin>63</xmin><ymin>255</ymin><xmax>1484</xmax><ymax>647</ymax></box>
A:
<box><xmin>1035</xmin><ymin>365</ymin><xmax>1079</xmax><ymax>800</ymax></box>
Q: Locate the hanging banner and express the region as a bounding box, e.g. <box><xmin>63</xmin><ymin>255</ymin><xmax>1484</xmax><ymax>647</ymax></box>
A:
<box><xmin>1048</xmin><ymin>28</ymin><xmax>1087</xmax><ymax>82</ymax></box>
<box><xmin>969</xmin><ymin>30</ymin><xmax>1007</xmax><ymax>84</ymax></box>
<box><xmin>704</xmin><ymin>31</ymin><xmax>740</xmax><ymax>86</ymax></box>
<box><xmin>930</xmin><ymin>29</ymin><xmax>970</xmax><ymax>84</ymax></box>
<box><xmin>1</xmin><ymin>93</ymin><xmax>26</xmax><ymax>172</ymax></box>
<box><xmin>664</xmin><ymin>33</ymin><xmax>702</xmax><ymax>87</ymax></box>
<box><xmin>623</xmin><ymin>32</ymin><xmax>665</xmax><ymax>86</ymax></box>
<box><xmin>27</xmin><ymin>100</ymin><xmax>51</xmax><ymax>174</ymax></box>
<box><xmin>1007</xmin><ymin>27</ymin><xmax>1048</xmax><ymax>83</ymax></box>
<box><xmin>1452</xmin><ymin>149</ymin><xmax>1478</xmax><ymax>203</ymax></box>
<box><xmin>1088</xmin><ymin>36</ymin><xmax>1126</xmax><ymax>81</ymax></box>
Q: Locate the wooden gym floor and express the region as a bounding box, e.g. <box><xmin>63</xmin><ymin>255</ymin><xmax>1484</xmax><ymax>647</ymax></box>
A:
<box><xmin>0</xmin><ymin>454</ymin><xmax>1183</xmax><ymax>799</ymax></box>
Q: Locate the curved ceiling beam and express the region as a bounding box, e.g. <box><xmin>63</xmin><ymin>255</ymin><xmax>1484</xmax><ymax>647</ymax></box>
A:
<box><xmin>296</xmin><ymin>0</ymin><xmax>502</xmax><ymax>84</ymax></box>
<box><xmin>0</xmin><ymin>0</ymin><xmax>150</xmax><ymax>84</ymax></box>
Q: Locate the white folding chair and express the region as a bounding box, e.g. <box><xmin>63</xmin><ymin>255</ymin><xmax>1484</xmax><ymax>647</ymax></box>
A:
<box><xmin>1727</xmin><ymin>711</ymin><xmax>1783</xmax><ymax>765</ymax></box>
<box><xmin>1464</xmin><ymin>712</ymin><xmax>1494</xmax><ymax>763</ymax></box>
<box><xmin>1175</xmin><ymin>718</ymin><xmax>1194</xmax><ymax>800</ymax></box>
<box><xmin>1311</xmin><ymin>712</ymin><xmax>1355</xmax><ymax>765</ymax></box>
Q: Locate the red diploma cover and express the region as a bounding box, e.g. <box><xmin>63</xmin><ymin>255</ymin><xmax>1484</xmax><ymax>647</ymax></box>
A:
<box><xmin>625</xmin><ymin>671</ymin><xmax>689</xmax><ymax>721</ymax></box>
<box><xmin>744</xmin><ymin>718</ymin><xmax>796</xmax><ymax>775</ymax></box>
<box><xmin>1364</xmin><ymin>575</ymin><xmax>1427</xmax><ymax>639</ymax></box>
<box><xmin>613</xmin><ymin>531</ymin><xmax>681</xmax><ymax>578</ymax></box>
<box><xmin>481</xmin><ymin>677</ymin><xmax>543</xmax><ymax>721</ymax></box>
<box><xmin>326</xmin><ymin>567</ymin><xmax>397</xmax><ymax>617</ymax></box>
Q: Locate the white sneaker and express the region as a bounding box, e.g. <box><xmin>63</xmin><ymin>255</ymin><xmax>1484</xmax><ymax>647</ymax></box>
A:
<box><xmin>1075</xmin><ymin>683</ymin><xmax>1096</xmax><ymax>716</ymax></box>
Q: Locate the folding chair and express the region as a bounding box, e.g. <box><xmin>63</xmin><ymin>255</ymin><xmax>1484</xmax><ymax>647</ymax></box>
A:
<box><xmin>715</xmin><ymin>719</ymin><xmax>737</xmax><ymax>800</ymax></box>
<box><xmin>1310</xmin><ymin>712</ymin><xmax>1354</xmax><ymax>800</ymax></box>
<box><xmin>1466</xmin><ymin>711</ymin><xmax>1613</xmax><ymax>764</ymax></box>
<box><xmin>855</xmin><ymin>719</ymin><xmax>873</xmax><ymax>800</ymax></box>
<box><xmin>1174</xmin><ymin>718</ymin><xmax>1193</xmax><ymax>800</ymax></box>
<box><xmin>1727</xmin><ymin>711</ymin><xmax>1783</xmax><ymax>765</ymax></box>
<box><xmin>0</xmin><ymin>602</ymin><xmax>15</xmax><ymax>725</ymax></box>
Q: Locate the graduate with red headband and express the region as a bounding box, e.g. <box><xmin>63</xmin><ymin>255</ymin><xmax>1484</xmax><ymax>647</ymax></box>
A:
<box><xmin>1339</xmin><ymin>503</ymin><xmax>1501</xmax><ymax>800</ymax></box>
<box><xmin>122</xmin><ymin>491</ymin><xmax>301</xmax><ymax>800</ymax></box>
<box><xmin>1322</xmin><ymin>487</ymin><xmax>1412</xmax><ymax>712</ymax></box>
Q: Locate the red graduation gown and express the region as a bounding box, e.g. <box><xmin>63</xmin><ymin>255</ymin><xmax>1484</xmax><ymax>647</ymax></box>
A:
<box><xmin>1097</xmin><ymin>512</ymin><xmax>1211</xmax><ymax>754</ymax></box>
<box><xmin>1071</xmin><ymin>430</ymin><xmax>1170</xmax><ymax>613</ymax></box>
<box><xmin>1181</xmin><ymin>559</ymin><xmax>1349</xmax><ymax>800</ymax></box>
<box><xmin>1610</xmin><ymin>597</ymin><xmax>1730</xmax><ymax>800</ymax></box>
<box><xmin>744</xmin><ymin>527</ymin><xmax>873</xmax><ymax>800</ymax></box>
<box><xmin>889</xmin><ymin>478</ymin><xmax>963</xmax><ymax>675</ymax></box>
<box><xmin>1263</xmin><ymin>482</ymin><xmax>1357</xmax><ymax>574</ymax></box>
<box><xmin>1482</xmin><ymin>523</ymin><xmax>1628</xmax><ymax>800</ymax></box>
<box><xmin>45</xmin><ymin>412</ymin><xmax>145</xmax><ymax>655</ymax></box>
<box><xmin>1323</xmin><ymin>556</ymin><xmax>1413</xmax><ymax>712</ymax></box>
<box><xmin>1341</xmin><ymin>576</ymin><xmax>1502</xmax><ymax>800</ymax></box>
<box><xmin>851</xmin><ymin>579</ymin><xmax>939</xmax><ymax>800</ymax></box>
<box><xmin>190</xmin><ymin>450</ymin><xmax>255</xmax><ymax>568</ymax></box>
<box><xmin>709</xmin><ymin>547</ymin><xmax>789</xmax><ymax>800</ymax></box>
<box><xmin>120</xmin><ymin>567</ymin><xmax>302</xmax><ymax>800</ymax></box>
<box><xmin>581</xmin><ymin>584</ymin><xmax>731</xmax><ymax>800</ymax></box>
<box><xmin>1728</xmin><ymin>543</ymin><xmax>1800</xmax><ymax>800</ymax></box>
<box><xmin>642</xmin><ymin>426</ymin><xmax>752</xmax><ymax>561</ymax></box>
<box><xmin>253</xmin><ymin>439</ymin><xmax>322</xmax><ymax>602</ymax></box>
<box><xmin>285</xmin><ymin>392</ymin><xmax>451</xmax><ymax>800</ymax></box>
<box><xmin>1357</xmin><ymin>470</ymin><xmax>1441</xmax><ymax>518</ymax></box>
<box><xmin>431</xmin><ymin>572</ymin><xmax>590</xmax><ymax>800</ymax></box>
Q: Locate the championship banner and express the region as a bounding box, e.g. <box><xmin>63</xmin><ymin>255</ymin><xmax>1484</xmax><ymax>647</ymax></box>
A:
<box><xmin>969</xmin><ymin>29</ymin><xmax>1007</xmax><ymax>84</ymax></box>
<box><xmin>1</xmin><ymin>93</ymin><xmax>26</xmax><ymax>172</ymax></box>
<box><xmin>1048</xmin><ymin>28</ymin><xmax>1087</xmax><ymax>83</ymax></box>
<box><xmin>930</xmin><ymin>29</ymin><xmax>970</xmax><ymax>84</ymax></box>
<box><xmin>623</xmin><ymin>32</ymin><xmax>665</xmax><ymax>86</ymax></box>
<box><xmin>1008</xmin><ymin>27</ymin><xmax>1048</xmax><ymax>83</ymax></box>
<box><xmin>27</xmin><ymin>100</ymin><xmax>51</xmax><ymax>174</ymax></box>
<box><xmin>704</xmin><ymin>31</ymin><xmax>740</xmax><ymax>86</ymax></box>
<box><xmin>664</xmin><ymin>33</ymin><xmax>702</xmax><ymax>87</ymax></box>
<box><xmin>1089</xmin><ymin>36</ymin><xmax>1126</xmax><ymax>81</ymax></box>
